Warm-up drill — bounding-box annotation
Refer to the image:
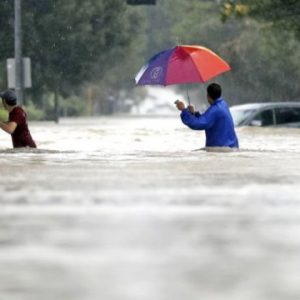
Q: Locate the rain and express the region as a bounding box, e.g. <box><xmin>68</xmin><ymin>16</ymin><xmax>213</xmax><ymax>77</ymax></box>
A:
<box><xmin>1</xmin><ymin>1</ymin><xmax>300</xmax><ymax>300</ymax></box>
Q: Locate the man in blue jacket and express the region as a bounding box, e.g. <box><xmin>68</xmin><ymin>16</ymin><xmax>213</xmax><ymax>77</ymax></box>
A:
<box><xmin>175</xmin><ymin>83</ymin><xmax>239</xmax><ymax>149</ymax></box>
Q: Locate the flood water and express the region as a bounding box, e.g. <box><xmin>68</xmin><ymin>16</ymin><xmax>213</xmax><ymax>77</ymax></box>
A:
<box><xmin>1</xmin><ymin>116</ymin><xmax>300</xmax><ymax>300</ymax></box>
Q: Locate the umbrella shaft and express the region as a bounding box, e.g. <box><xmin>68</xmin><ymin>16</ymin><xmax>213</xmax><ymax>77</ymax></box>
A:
<box><xmin>186</xmin><ymin>86</ymin><xmax>191</xmax><ymax>106</ymax></box>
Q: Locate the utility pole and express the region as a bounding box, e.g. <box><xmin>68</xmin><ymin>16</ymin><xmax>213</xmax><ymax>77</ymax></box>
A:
<box><xmin>14</xmin><ymin>0</ymin><xmax>24</xmax><ymax>105</ymax></box>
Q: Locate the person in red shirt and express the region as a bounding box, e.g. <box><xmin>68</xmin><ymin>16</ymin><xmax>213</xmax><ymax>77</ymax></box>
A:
<box><xmin>0</xmin><ymin>89</ymin><xmax>37</xmax><ymax>148</ymax></box>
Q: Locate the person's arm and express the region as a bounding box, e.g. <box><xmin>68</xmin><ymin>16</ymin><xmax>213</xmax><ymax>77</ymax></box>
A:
<box><xmin>175</xmin><ymin>100</ymin><xmax>214</xmax><ymax>130</ymax></box>
<box><xmin>176</xmin><ymin>101</ymin><xmax>200</xmax><ymax>115</ymax></box>
<box><xmin>180</xmin><ymin>107</ymin><xmax>216</xmax><ymax>130</ymax></box>
<box><xmin>187</xmin><ymin>105</ymin><xmax>201</xmax><ymax>118</ymax></box>
<box><xmin>194</xmin><ymin>111</ymin><xmax>201</xmax><ymax>118</ymax></box>
<box><xmin>0</xmin><ymin>121</ymin><xmax>17</xmax><ymax>134</ymax></box>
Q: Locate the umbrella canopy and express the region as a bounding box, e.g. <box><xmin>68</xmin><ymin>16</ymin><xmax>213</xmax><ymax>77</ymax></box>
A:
<box><xmin>135</xmin><ymin>45</ymin><xmax>231</xmax><ymax>86</ymax></box>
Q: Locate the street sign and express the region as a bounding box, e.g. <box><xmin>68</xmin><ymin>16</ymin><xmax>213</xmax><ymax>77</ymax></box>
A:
<box><xmin>7</xmin><ymin>57</ymin><xmax>32</xmax><ymax>88</ymax></box>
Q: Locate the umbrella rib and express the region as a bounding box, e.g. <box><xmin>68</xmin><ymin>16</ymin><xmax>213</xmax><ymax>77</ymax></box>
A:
<box><xmin>164</xmin><ymin>46</ymin><xmax>176</xmax><ymax>86</ymax></box>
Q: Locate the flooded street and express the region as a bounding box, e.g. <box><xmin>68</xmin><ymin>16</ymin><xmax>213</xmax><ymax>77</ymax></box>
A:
<box><xmin>1</xmin><ymin>116</ymin><xmax>300</xmax><ymax>300</ymax></box>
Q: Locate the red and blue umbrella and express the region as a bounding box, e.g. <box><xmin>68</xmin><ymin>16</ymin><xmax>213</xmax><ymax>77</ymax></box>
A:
<box><xmin>135</xmin><ymin>45</ymin><xmax>231</xmax><ymax>86</ymax></box>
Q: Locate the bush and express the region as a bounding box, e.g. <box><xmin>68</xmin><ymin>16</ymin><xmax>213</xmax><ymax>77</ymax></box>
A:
<box><xmin>0</xmin><ymin>100</ymin><xmax>44</xmax><ymax>121</ymax></box>
<box><xmin>24</xmin><ymin>101</ymin><xmax>45</xmax><ymax>121</ymax></box>
<box><xmin>0</xmin><ymin>107</ymin><xmax>8</xmax><ymax>120</ymax></box>
<box><xmin>59</xmin><ymin>95</ymin><xmax>85</xmax><ymax>117</ymax></box>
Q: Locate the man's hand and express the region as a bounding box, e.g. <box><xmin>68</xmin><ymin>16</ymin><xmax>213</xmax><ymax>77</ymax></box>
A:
<box><xmin>188</xmin><ymin>105</ymin><xmax>195</xmax><ymax>114</ymax></box>
<box><xmin>174</xmin><ymin>100</ymin><xmax>185</xmax><ymax>111</ymax></box>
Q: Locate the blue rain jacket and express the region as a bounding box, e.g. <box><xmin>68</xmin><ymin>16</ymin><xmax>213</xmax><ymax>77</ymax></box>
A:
<box><xmin>180</xmin><ymin>97</ymin><xmax>239</xmax><ymax>148</ymax></box>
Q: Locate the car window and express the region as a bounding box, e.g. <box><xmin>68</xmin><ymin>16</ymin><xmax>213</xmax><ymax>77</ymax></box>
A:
<box><xmin>275</xmin><ymin>107</ymin><xmax>300</xmax><ymax>125</ymax></box>
<box><xmin>230</xmin><ymin>109</ymin><xmax>255</xmax><ymax>126</ymax></box>
<box><xmin>251</xmin><ymin>109</ymin><xmax>274</xmax><ymax>126</ymax></box>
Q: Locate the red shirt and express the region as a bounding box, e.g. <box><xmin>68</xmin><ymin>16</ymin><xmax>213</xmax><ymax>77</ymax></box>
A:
<box><xmin>9</xmin><ymin>106</ymin><xmax>37</xmax><ymax>148</ymax></box>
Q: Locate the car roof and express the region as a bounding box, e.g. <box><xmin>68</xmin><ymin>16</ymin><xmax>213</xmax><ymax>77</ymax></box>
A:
<box><xmin>230</xmin><ymin>102</ymin><xmax>300</xmax><ymax>110</ymax></box>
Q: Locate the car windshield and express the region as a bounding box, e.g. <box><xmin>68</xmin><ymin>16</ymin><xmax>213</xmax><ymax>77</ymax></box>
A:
<box><xmin>230</xmin><ymin>108</ymin><xmax>255</xmax><ymax>126</ymax></box>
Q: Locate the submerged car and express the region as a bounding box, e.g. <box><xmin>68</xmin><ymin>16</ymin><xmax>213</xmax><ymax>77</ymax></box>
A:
<box><xmin>230</xmin><ymin>102</ymin><xmax>300</xmax><ymax>127</ymax></box>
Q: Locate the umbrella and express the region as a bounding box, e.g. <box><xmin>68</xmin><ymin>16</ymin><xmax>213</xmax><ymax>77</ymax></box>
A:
<box><xmin>135</xmin><ymin>45</ymin><xmax>231</xmax><ymax>104</ymax></box>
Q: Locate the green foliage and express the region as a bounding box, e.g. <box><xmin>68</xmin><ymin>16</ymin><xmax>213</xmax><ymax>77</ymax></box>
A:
<box><xmin>78</xmin><ymin>5</ymin><xmax>148</xmax><ymax>115</ymax></box>
<box><xmin>146</xmin><ymin>0</ymin><xmax>300</xmax><ymax>104</ymax></box>
<box><xmin>21</xmin><ymin>0</ymin><xmax>143</xmax><ymax>93</ymax></box>
<box><xmin>222</xmin><ymin>0</ymin><xmax>300</xmax><ymax>39</ymax></box>
<box><xmin>24</xmin><ymin>101</ymin><xmax>45</xmax><ymax>121</ymax></box>
<box><xmin>0</xmin><ymin>1</ymin><xmax>14</xmax><ymax>60</ymax></box>
<box><xmin>0</xmin><ymin>101</ymin><xmax>44</xmax><ymax>122</ymax></box>
<box><xmin>1</xmin><ymin>0</ymin><xmax>299</xmax><ymax>116</ymax></box>
<box><xmin>0</xmin><ymin>0</ymin><xmax>146</xmax><ymax>114</ymax></box>
<box><xmin>0</xmin><ymin>106</ymin><xmax>8</xmax><ymax>120</ymax></box>
<box><xmin>59</xmin><ymin>95</ymin><xmax>86</xmax><ymax>117</ymax></box>
<box><xmin>0</xmin><ymin>2</ymin><xmax>13</xmax><ymax>91</ymax></box>
<box><xmin>31</xmin><ymin>92</ymin><xmax>85</xmax><ymax>119</ymax></box>
<box><xmin>0</xmin><ymin>61</ymin><xmax>6</xmax><ymax>91</ymax></box>
<box><xmin>224</xmin><ymin>24</ymin><xmax>300</xmax><ymax>102</ymax></box>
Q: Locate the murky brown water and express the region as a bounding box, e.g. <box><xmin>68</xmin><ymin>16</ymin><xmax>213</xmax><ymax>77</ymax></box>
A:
<box><xmin>1</xmin><ymin>116</ymin><xmax>300</xmax><ymax>300</ymax></box>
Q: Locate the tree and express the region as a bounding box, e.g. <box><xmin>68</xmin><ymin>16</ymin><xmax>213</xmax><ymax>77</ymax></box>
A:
<box><xmin>221</xmin><ymin>0</ymin><xmax>300</xmax><ymax>40</ymax></box>
<box><xmin>0</xmin><ymin>1</ymin><xmax>14</xmax><ymax>89</ymax></box>
<box><xmin>143</xmin><ymin>0</ymin><xmax>300</xmax><ymax>103</ymax></box>
<box><xmin>22</xmin><ymin>0</ymin><xmax>143</xmax><ymax>93</ymax></box>
<box><xmin>0</xmin><ymin>0</ymin><xmax>146</xmax><ymax>116</ymax></box>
